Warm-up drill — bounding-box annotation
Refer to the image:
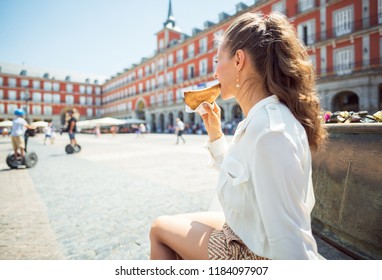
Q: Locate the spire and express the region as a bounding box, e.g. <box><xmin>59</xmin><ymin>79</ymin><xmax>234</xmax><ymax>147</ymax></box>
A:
<box><xmin>163</xmin><ymin>0</ymin><xmax>176</xmax><ymax>28</ymax></box>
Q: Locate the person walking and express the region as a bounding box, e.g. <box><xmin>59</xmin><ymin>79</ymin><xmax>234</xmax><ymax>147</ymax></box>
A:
<box><xmin>43</xmin><ymin>122</ymin><xmax>55</xmax><ymax>145</ymax></box>
<box><xmin>150</xmin><ymin>12</ymin><xmax>327</xmax><ymax>260</ymax></box>
<box><xmin>175</xmin><ymin>118</ymin><xmax>186</xmax><ymax>144</ymax></box>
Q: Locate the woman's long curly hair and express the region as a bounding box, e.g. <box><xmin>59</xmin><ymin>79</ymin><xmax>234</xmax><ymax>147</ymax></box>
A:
<box><xmin>221</xmin><ymin>12</ymin><xmax>327</xmax><ymax>151</ymax></box>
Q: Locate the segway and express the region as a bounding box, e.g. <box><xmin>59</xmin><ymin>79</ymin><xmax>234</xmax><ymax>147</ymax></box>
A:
<box><xmin>65</xmin><ymin>144</ymin><xmax>81</xmax><ymax>154</ymax></box>
<box><xmin>6</xmin><ymin>129</ymin><xmax>38</xmax><ymax>169</ymax></box>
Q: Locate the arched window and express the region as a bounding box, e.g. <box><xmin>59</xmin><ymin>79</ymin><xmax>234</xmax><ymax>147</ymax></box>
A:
<box><xmin>332</xmin><ymin>91</ymin><xmax>359</xmax><ymax>112</ymax></box>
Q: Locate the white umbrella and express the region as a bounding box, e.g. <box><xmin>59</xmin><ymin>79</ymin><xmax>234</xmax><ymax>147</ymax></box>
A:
<box><xmin>124</xmin><ymin>118</ymin><xmax>146</xmax><ymax>124</ymax></box>
<box><xmin>30</xmin><ymin>121</ymin><xmax>49</xmax><ymax>128</ymax></box>
<box><xmin>76</xmin><ymin>120</ymin><xmax>95</xmax><ymax>129</ymax></box>
<box><xmin>77</xmin><ymin>117</ymin><xmax>128</xmax><ymax>128</ymax></box>
<box><xmin>0</xmin><ymin>120</ymin><xmax>12</xmax><ymax>127</ymax></box>
<box><xmin>92</xmin><ymin>117</ymin><xmax>128</xmax><ymax>126</ymax></box>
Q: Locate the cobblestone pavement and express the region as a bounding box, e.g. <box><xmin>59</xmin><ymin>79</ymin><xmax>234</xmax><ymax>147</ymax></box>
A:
<box><xmin>0</xmin><ymin>132</ymin><xmax>221</xmax><ymax>260</ymax></box>
<box><xmin>0</xmin><ymin>132</ymin><xmax>351</xmax><ymax>260</ymax></box>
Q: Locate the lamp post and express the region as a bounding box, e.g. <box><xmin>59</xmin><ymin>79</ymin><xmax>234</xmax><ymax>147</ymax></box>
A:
<box><xmin>22</xmin><ymin>90</ymin><xmax>31</xmax><ymax>152</ymax></box>
<box><xmin>23</xmin><ymin>90</ymin><xmax>30</xmax><ymax>122</ymax></box>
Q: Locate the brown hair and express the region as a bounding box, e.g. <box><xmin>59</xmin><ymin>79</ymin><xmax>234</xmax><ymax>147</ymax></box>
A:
<box><xmin>221</xmin><ymin>12</ymin><xmax>326</xmax><ymax>151</ymax></box>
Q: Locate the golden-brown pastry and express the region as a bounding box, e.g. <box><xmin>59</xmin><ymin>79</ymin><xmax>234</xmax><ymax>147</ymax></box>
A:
<box><xmin>184</xmin><ymin>83</ymin><xmax>221</xmax><ymax>110</ymax></box>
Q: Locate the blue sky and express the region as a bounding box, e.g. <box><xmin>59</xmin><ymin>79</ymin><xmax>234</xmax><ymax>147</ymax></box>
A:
<box><xmin>0</xmin><ymin>0</ymin><xmax>254</xmax><ymax>79</ymax></box>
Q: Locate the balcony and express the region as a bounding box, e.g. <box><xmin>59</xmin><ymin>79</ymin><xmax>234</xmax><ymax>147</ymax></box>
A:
<box><xmin>317</xmin><ymin>58</ymin><xmax>382</xmax><ymax>80</ymax></box>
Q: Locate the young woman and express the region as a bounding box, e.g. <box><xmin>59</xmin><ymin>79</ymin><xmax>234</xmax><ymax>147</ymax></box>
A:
<box><xmin>150</xmin><ymin>12</ymin><xmax>327</xmax><ymax>260</ymax></box>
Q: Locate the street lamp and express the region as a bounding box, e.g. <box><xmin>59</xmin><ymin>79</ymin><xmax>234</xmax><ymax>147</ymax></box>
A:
<box><xmin>23</xmin><ymin>90</ymin><xmax>30</xmax><ymax>122</ymax></box>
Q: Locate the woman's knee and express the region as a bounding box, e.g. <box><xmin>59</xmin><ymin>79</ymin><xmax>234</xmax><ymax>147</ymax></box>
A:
<box><xmin>150</xmin><ymin>215</ymin><xmax>171</xmax><ymax>241</ymax></box>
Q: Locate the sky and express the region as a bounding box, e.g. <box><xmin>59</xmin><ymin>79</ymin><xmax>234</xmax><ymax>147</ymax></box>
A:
<box><xmin>0</xmin><ymin>0</ymin><xmax>255</xmax><ymax>80</ymax></box>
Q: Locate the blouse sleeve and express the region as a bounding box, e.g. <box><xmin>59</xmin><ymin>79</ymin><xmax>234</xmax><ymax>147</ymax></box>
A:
<box><xmin>251</xmin><ymin>131</ymin><xmax>318</xmax><ymax>259</ymax></box>
<box><xmin>204</xmin><ymin>135</ymin><xmax>228</xmax><ymax>171</ymax></box>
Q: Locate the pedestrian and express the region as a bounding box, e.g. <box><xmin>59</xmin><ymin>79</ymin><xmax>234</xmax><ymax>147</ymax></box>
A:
<box><xmin>94</xmin><ymin>125</ymin><xmax>101</xmax><ymax>137</ymax></box>
<box><xmin>139</xmin><ymin>123</ymin><xmax>146</xmax><ymax>136</ymax></box>
<box><xmin>43</xmin><ymin>122</ymin><xmax>54</xmax><ymax>145</ymax></box>
<box><xmin>174</xmin><ymin>118</ymin><xmax>185</xmax><ymax>144</ymax></box>
<box><xmin>10</xmin><ymin>109</ymin><xmax>35</xmax><ymax>160</ymax></box>
<box><xmin>150</xmin><ymin>12</ymin><xmax>327</xmax><ymax>260</ymax></box>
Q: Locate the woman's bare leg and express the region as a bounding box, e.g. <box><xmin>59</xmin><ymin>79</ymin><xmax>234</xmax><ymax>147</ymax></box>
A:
<box><xmin>150</xmin><ymin>211</ymin><xmax>225</xmax><ymax>260</ymax></box>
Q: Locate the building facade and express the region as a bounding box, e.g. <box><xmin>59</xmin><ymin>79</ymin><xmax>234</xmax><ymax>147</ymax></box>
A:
<box><xmin>1</xmin><ymin>0</ymin><xmax>381</xmax><ymax>132</ymax></box>
<box><xmin>0</xmin><ymin>63</ymin><xmax>103</xmax><ymax>125</ymax></box>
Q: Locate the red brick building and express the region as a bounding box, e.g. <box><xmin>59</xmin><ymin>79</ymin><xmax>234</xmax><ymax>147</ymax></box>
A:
<box><xmin>101</xmin><ymin>0</ymin><xmax>382</xmax><ymax>132</ymax></box>
<box><xmin>1</xmin><ymin>0</ymin><xmax>381</xmax><ymax>132</ymax></box>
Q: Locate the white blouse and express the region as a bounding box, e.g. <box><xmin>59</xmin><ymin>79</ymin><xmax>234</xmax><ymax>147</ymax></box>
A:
<box><xmin>206</xmin><ymin>95</ymin><xmax>320</xmax><ymax>259</ymax></box>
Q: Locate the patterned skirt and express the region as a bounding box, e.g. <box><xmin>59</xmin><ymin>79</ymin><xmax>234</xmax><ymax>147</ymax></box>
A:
<box><xmin>208</xmin><ymin>223</ymin><xmax>269</xmax><ymax>260</ymax></box>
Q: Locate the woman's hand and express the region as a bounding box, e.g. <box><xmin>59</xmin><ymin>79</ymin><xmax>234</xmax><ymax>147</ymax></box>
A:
<box><xmin>201</xmin><ymin>102</ymin><xmax>223</xmax><ymax>142</ymax></box>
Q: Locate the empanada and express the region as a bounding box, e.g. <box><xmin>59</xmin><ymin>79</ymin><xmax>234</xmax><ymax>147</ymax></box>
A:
<box><xmin>184</xmin><ymin>83</ymin><xmax>221</xmax><ymax>110</ymax></box>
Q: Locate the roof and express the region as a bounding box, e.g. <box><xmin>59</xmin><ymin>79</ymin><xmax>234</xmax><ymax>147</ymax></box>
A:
<box><xmin>0</xmin><ymin>61</ymin><xmax>107</xmax><ymax>85</ymax></box>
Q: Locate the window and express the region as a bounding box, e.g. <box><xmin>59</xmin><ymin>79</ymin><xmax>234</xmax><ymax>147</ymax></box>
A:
<box><xmin>44</xmin><ymin>106</ymin><xmax>52</xmax><ymax>116</ymax></box>
<box><xmin>53</xmin><ymin>94</ymin><xmax>60</xmax><ymax>103</ymax></box>
<box><xmin>168</xmin><ymin>54</ymin><xmax>174</xmax><ymax>67</ymax></box>
<box><xmin>176</xmin><ymin>49</ymin><xmax>183</xmax><ymax>63</ymax></box>
<box><xmin>43</xmin><ymin>93</ymin><xmax>52</xmax><ymax>103</ymax></box>
<box><xmin>334</xmin><ymin>6</ymin><xmax>353</xmax><ymax>37</ymax></box>
<box><xmin>298</xmin><ymin>0</ymin><xmax>314</xmax><ymax>13</ymax></box>
<box><xmin>151</xmin><ymin>78</ymin><xmax>156</xmax><ymax>90</ymax></box>
<box><xmin>176</xmin><ymin>89</ymin><xmax>183</xmax><ymax>103</ymax></box>
<box><xmin>167</xmin><ymin>72</ymin><xmax>173</xmax><ymax>85</ymax></box>
<box><xmin>297</xmin><ymin>19</ymin><xmax>315</xmax><ymax>45</ymax></box>
<box><xmin>151</xmin><ymin>62</ymin><xmax>155</xmax><ymax>73</ymax></box>
<box><xmin>159</xmin><ymin>39</ymin><xmax>164</xmax><ymax>51</ymax></box>
<box><xmin>188</xmin><ymin>44</ymin><xmax>195</xmax><ymax>58</ymax></box>
<box><xmin>158</xmin><ymin>58</ymin><xmax>164</xmax><ymax>71</ymax></box>
<box><xmin>310</xmin><ymin>54</ymin><xmax>316</xmax><ymax>69</ymax></box>
<box><xmin>0</xmin><ymin>90</ymin><xmax>3</xmax><ymax>99</ymax></box>
<box><xmin>33</xmin><ymin>92</ymin><xmax>42</xmax><ymax>102</ymax></box>
<box><xmin>80</xmin><ymin>96</ymin><xmax>86</xmax><ymax>105</ymax></box>
<box><xmin>139</xmin><ymin>83</ymin><xmax>143</xmax><ymax>93</ymax></box>
<box><xmin>87</xmin><ymin>108</ymin><xmax>93</xmax><ymax>117</ymax></box>
<box><xmin>32</xmin><ymin>105</ymin><xmax>41</xmax><ymax>115</ymax></box>
<box><xmin>43</xmin><ymin>81</ymin><xmax>52</xmax><ymax>91</ymax></box>
<box><xmin>167</xmin><ymin>91</ymin><xmax>173</xmax><ymax>105</ymax></box>
<box><xmin>95</xmin><ymin>87</ymin><xmax>101</xmax><ymax>95</ymax></box>
<box><xmin>66</xmin><ymin>95</ymin><xmax>74</xmax><ymax>104</ymax></box>
<box><xmin>146</xmin><ymin>80</ymin><xmax>150</xmax><ymax>92</ymax></box>
<box><xmin>86</xmin><ymin>85</ymin><xmax>92</xmax><ymax>94</ymax></box>
<box><xmin>199</xmin><ymin>37</ymin><xmax>208</xmax><ymax>54</ymax></box>
<box><xmin>87</xmin><ymin>97</ymin><xmax>93</xmax><ymax>105</ymax></box>
<box><xmin>272</xmin><ymin>1</ymin><xmax>285</xmax><ymax>14</ymax></box>
<box><xmin>158</xmin><ymin>94</ymin><xmax>163</xmax><ymax>104</ymax></box>
<box><xmin>21</xmin><ymin>79</ymin><xmax>29</xmax><ymax>87</ymax></box>
<box><xmin>8</xmin><ymin>78</ymin><xmax>16</xmax><ymax>87</ymax></box>
<box><xmin>66</xmin><ymin>84</ymin><xmax>73</xmax><ymax>93</ymax></box>
<box><xmin>7</xmin><ymin>104</ymin><xmax>18</xmax><ymax>114</ymax></box>
<box><xmin>79</xmin><ymin>85</ymin><xmax>85</xmax><ymax>94</ymax></box>
<box><xmin>176</xmin><ymin>68</ymin><xmax>184</xmax><ymax>83</ymax></box>
<box><xmin>95</xmin><ymin>98</ymin><xmax>101</xmax><ymax>105</ymax></box>
<box><xmin>199</xmin><ymin>59</ymin><xmax>208</xmax><ymax>76</ymax></box>
<box><xmin>138</xmin><ymin>69</ymin><xmax>143</xmax><ymax>79</ymax></box>
<box><xmin>158</xmin><ymin>75</ymin><xmax>164</xmax><ymax>88</ymax></box>
<box><xmin>150</xmin><ymin>95</ymin><xmax>155</xmax><ymax>106</ymax></box>
<box><xmin>33</xmin><ymin>80</ymin><xmax>40</xmax><ymax>89</ymax></box>
<box><xmin>0</xmin><ymin>77</ymin><xmax>3</xmax><ymax>86</ymax></box>
<box><xmin>8</xmin><ymin>90</ymin><xmax>17</xmax><ymax>100</ymax></box>
<box><xmin>145</xmin><ymin>65</ymin><xmax>150</xmax><ymax>76</ymax></box>
<box><xmin>188</xmin><ymin>64</ymin><xmax>195</xmax><ymax>79</ymax></box>
<box><xmin>379</xmin><ymin>0</ymin><xmax>382</xmax><ymax>24</ymax></box>
<box><xmin>53</xmin><ymin>82</ymin><xmax>60</xmax><ymax>91</ymax></box>
<box><xmin>0</xmin><ymin>104</ymin><xmax>4</xmax><ymax>114</ymax></box>
<box><xmin>334</xmin><ymin>47</ymin><xmax>353</xmax><ymax>75</ymax></box>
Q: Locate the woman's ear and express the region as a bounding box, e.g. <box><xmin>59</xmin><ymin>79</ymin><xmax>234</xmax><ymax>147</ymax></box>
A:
<box><xmin>235</xmin><ymin>49</ymin><xmax>245</xmax><ymax>71</ymax></box>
